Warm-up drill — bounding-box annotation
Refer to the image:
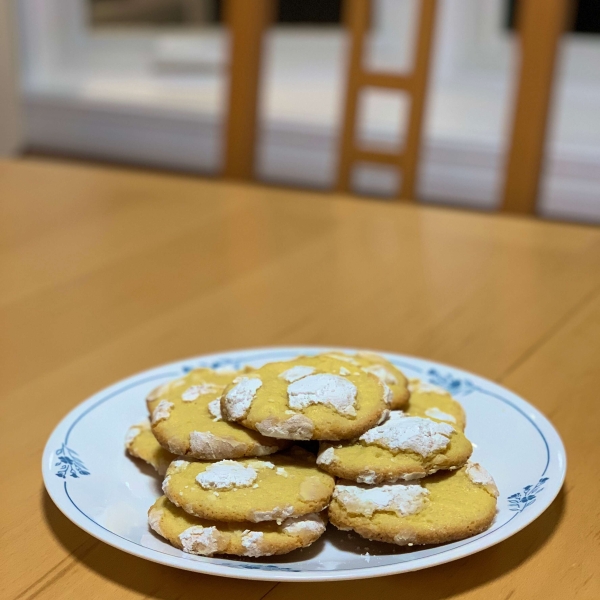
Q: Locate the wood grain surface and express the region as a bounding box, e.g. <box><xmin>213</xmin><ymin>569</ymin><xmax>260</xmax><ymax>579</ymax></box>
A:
<box><xmin>1</xmin><ymin>158</ymin><xmax>599</xmax><ymax>599</ymax></box>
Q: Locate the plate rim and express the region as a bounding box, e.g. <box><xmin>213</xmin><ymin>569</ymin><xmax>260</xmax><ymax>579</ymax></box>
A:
<box><xmin>42</xmin><ymin>345</ymin><xmax>567</xmax><ymax>582</ymax></box>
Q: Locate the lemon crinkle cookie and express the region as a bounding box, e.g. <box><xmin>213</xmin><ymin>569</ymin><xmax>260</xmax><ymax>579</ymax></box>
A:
<box><xmin>220</xmin><ymin>354</ymin><xmax>391</xmax><ymax>441</ymax></box>
<box><xmin>148</xmin><ymin>496</ymin><xmax>327</xmax><ymax>557</ymax></box>
<box><xmin>317</xmin><ymin>412</ymin><xmax>472</xmax><ymax>484</ymax></box>
<box><xmin>162</xmin><ymin>450</ymin><xmax>335</xmax><ymax>523</ymax></box>
<box><xmin>328</xmin><ymin>462</ymin><xmax>498</xmax><ymax>546</ymax></box>
<box><xmin>125</xmin><ymin>421</ymin><xmax>176</xmax><ymax>475</ymax></box>
<box><xmin>405</xmin><ymin>379</ymin><xmax>467</xmax><ymax>431</ymax></box>
<box><xmin>147</xmin><ymin>368</ymin><xmax>288</xmax><ymax>459</ymax></box>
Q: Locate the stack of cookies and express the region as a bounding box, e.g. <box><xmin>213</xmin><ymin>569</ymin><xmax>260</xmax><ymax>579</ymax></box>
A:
<box><xmin>125</xmin><ymin>352</ymin><xmax>498</xmax><ymax>558</ymax></box>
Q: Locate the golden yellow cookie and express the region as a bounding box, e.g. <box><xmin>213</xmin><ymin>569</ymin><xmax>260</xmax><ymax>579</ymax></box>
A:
<box><xmin>324</xmin><ymin>351</ymin><xmax>410</xmax><ymax>409</ymax></box>
<box><xmin>163</xmin><ymin>450</ymin><xmax>335</xmax><ymax>523</ymax></box>
<box><xmin>220</xmin><ymin>355</ymin><xmax>391</xmax><ymax>441</ymax></box>
<box><xmin>146</xmin><ymin>368</ymin><xmax>288</xmax><ymax>460</ymax></box>
<box><xmin>405</xmin><ymin>379</ymin><xmax>467</xmax><ymax>431</ymax></box>
<box><xmin>149</xmin><ymin>496</ymin><xmax>327</xmax><ymax>557</ymax></box>
<box><xmin>145</xmin><ymin>367</ymin><xmax>244</xmax><ymax>411</ymax></box>
<box><xmin>329</xmin><ymin>462</ymin><xmax>498</xmax><ymax>546</ymax></box>
<box><xmin>317</xmin><ymin>413</ymin><xmax>472</xmax><ymax>484</ymax></box>
<box><xmin>125</xmin><ymin>422</ymin><xmax>176</xmax><ymax>476</ymax></box>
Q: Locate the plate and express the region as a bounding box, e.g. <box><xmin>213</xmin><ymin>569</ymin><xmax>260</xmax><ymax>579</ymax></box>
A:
<box><xmin>42</xmin><ymin>347</ymin><xmax>566</xmax><ymax>582</ymax></box>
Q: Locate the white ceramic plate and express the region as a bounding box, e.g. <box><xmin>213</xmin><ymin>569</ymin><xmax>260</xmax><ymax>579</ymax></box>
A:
<box><xmin>42</xmin><ymin>347</ymin><xmax>566</xmax><ymax>582</ymax></box>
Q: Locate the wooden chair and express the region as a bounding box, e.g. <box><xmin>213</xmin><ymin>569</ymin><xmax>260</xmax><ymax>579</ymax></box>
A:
<box><xmin>222</xmin><ymin>0</ymin><xmax>571</xmax><ymax>214</ymax></box>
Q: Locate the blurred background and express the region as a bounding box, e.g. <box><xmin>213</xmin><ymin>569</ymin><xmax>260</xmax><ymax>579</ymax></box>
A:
<box><xmin>1</xmin><ymin>0</ymin><xmax>599</xmax><ymax>221</ymax></box>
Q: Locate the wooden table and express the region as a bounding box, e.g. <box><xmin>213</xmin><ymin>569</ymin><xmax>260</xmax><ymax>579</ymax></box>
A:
<box><xmin>2</xmin><ymin>158</ymin><xmax>599</xmax><ymax>600</ymax></box>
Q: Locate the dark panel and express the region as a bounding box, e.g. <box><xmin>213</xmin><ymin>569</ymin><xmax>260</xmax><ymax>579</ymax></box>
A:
<box><xmin>277</xmin><ymin>0</ymin><xmax>342</xmax><ymax>23</ymax></box>
<box><xmin>574</xmin><ymin>0</ymin><xmax>600</xmax><ymax>33</ymax></box>
<box><xmin>213</xmin><ymin>0</ymin><xmax>341</xmax><ymax>24</ymax></box>
<box><xmin>506</xmin><ymin>0</ymin><xmax>600</xmax><ymax>34</ymax></box>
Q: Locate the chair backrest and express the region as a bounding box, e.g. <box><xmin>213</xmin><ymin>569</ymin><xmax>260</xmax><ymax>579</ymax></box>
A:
<box><xmin>336</xmin><ymin>0</ymin><xmax>437</xmax><ymax>200</ymax></box>
<box><xmin>222</xmin><ymin>0</ymin><xmax>570</xmax><ymax>214</ymax></box>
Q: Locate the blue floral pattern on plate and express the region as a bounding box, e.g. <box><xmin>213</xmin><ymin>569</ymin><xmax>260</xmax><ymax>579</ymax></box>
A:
<box><xmin>55</xmin><ymin>444</ymin><xmax>90</xmax><ymax>478</ymax></box>
<box><xmin>426</xmin><ymin>368</ymin><xmax>475</xmax><ymax>397</ymax></box>
<box><xmin>508</xmin><ymin>478</ymin><xmax>550</xmax><ymax>513</ymax></box>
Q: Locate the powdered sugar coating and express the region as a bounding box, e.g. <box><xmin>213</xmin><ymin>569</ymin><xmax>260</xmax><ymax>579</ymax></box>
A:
<box><xmin>287</xmin><ymin>374</ymin><xmax>357</xmax><ymax>417</ymax></box>
<box><xmin>152</xmin><ymin>400</ymin><xmax>174</xmax><ymax>424</ymax></box>
<box><xmin>241</xmin><ymin>531</ymin><xmax>265</xmax><ymax>557</ymax></box>
<box><xmin>281</xmin><ymin>513</ymin><xmax>326</xmax><ymax>537</ymax></box>
<box><xmin>170</xmin><ymin>459</ymin><xmax>191</xmax><ymax>472</ymax></box>
<box><xmin>179</xmin><ymin>526</ymin><xmax>222</xmax><ymax>555</ymax></box>
<box><xmin>279</xmin><ymin>365</ymin><xmax>316</xmax><ymax>383</ymax></box>
<box><xmin>465</xmin><ymin>462</ymin><xmax>499</xmax><ymax>497</ymax></box>
<box><xmin>247</xmin><ymin>460</ymin><xmax>274</xmax><ymax>469</ymax></box>
<box><xmin>381</xmin><ymin>383</ymin><xmax>393</xmax><ymax>405</ymax></box>
<box><xmin>362</xmin><ymin>364</ymin><xmax>398</xmax><ymax>385</ymax></box>
<box><xmin>377</xmin><ymin>409</ymin><xmax>391</xmax><ymax>425</ymax></box>
<box><xmin>334</xmin><ymin>482</ymin><xmax>430</xmax><ymax>517</ymax></box>
<box><xmin>195</xmin><ymin>461</ymin><xmax>257</xmax><ymax>490</ymax></box>
<box><xmin>360</xmin><ymin>413</ymin><xmax>454</xmax><ymax>457</ymax></box>
<box><xmin>147</xmin><ymin>508</ymin><xmax>164</xmax><ymax>537</ymax></box>
<box><xmin>207</xmin><ymin>399</ymin><xmax>222</xmax><ymax>421</ymax></box>
<box><xmin>250</xmin><ymin>505</ymin><xmax>295</xmax><ymax>523</ymax></box>
<box><xmin>188</xmin><ymin>431</ymin><xmax>253</xmax><ymax>459</ymax></box>
<box><xmin>125</xmin><ymin>423</ymin><xmax>145</xmax><ymax>448</ymax></box>
<box><xmin>182</xmin><ymin>383</ymin><xmax>225</xmax><ymax>401</ymax></box>
<box><xmin>224</xmin><ymin>377</ymin><xmax>262</xmax><ymax>420</ymax></box>
<box><xmin>256</xmin><ymin>414</ymin><xmax>314</xmax><ymax>440</ymax></box>
<box><xmin>425</xmin><ymin>407</ymin><xmax>456</xmax><ymax>423</ymax></box>
<box><xmin>316</xmin><ymin>447</ymin><xmax>337</xmax><ymax>466</ymax></box>
<box><xmin>356</xmin><ymin>470</ymin><xmax>378</xmax><ymax>485</ymax></box>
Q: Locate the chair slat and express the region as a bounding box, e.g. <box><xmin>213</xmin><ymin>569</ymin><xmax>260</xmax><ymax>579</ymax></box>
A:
<box><xmin>337</xmin><ymin>0</ymin><xmax>438</xmax><ymax>200</ymax></box>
